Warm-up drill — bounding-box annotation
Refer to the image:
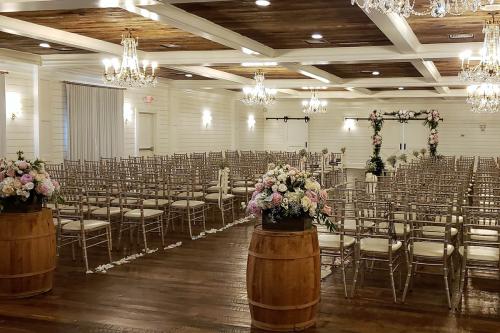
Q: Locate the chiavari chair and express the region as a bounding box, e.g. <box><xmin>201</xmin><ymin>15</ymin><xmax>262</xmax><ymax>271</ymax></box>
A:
<box><xmin>402</xmin><ymin>202</ymin><xmax>455</xmax><ymax>308</ymax></box>
<box><xmin>352</xmin><ymin>200</ymin><xmax>404</xmax><ymax>302</ymax></box>
<box><xmin>56</xmin><ymin>186</ymin><xmax>113</xmax><ymax>272</ymax></box>
<box><xmin>204</xmin><ymin>167</ymin><xmax>236</xmax><ymax>227</ymax></box>
<box><xmin>318</xmin><ymin>199</ymin><xmax>355</xmax><ymax>298</ymax></box>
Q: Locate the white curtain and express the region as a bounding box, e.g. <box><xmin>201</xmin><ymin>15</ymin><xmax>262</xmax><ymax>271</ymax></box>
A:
<box><xmin>0</xmin><ymin>73</ymin><xmax>6</xmax><ymax>158</ymax></box>
<box><xmin>65</xmin><ymin>83</ymin><xmax>124</xmax><ymax>160</ymax></box>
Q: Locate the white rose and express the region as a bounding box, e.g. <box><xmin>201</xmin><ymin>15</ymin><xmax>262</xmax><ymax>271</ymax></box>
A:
<box><xmin>278</xmin><ymin>183</ymin><xmax>287</xmax><ymax>192</ymax></box>
<box><xmin>271</xmin><ymin>184</ymin><xmax>278</xmax><ymax>192</ymax></box>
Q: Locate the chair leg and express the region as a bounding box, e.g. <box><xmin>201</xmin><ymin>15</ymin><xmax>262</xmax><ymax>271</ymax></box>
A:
<box><xmin>159</xmin><ymin>216</ymin><xmax>165</xmax><ymax>247</ymax></box>
<box><xmin>443</xmin><ymin>267</ymin><xmax>452</xmax><ymax>309</ymax></box>
<box><xmin>106</xmin><ymin>226</ymin><xmax>113</xmax><ymax>263</ymax></box>
<box><xmin>351</xmin><ymin>256</ymin><xmax>361</xmax><ymax>298</ymax></box>
<box><xmin>389</xmin><ymin>260</ymin><xmax>398</xmax><ymax>303</ymax></box>
<box><xmin>141</xmin><ymin>219</ymin><xmax>148</xmax><ymax>251</ymax></box>
<box><xmin>340</xmin><ymin>253</ymin><xmax>348</xmax><ymax>298</ymax></box>
<box><xmin>456</xmin><ymin>261</ymin><xmax>467</xmax><ymax>311</ymax></box>
<box><xmin>187</xmin><ymin>210</ymin><xmax>193</xmax><ymax>239</ymax></box>
<box><xmin>402</xmin><ymin>261</ymin><xmax>413</xmax><ymax>303</ymax></box>
<box><xmin>81</xmin><ymin>233</ymin><xmax>90</xmax><ymax>272</ymax></box>
<box><xmin>220</xmin><ymin>207</ymin><xmax>225</xmax><ymax>228</ymax></box>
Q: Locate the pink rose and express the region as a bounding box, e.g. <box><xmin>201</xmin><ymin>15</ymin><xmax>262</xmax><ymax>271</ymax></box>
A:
<box><xmin>319</xmin><ymin>190</ymin><xmax>328</xmax><ymax>201</ymax></box>
<box><xmin>6</xmin><ymin>168</ymin><xmax>15</xmax><ymax>177</ymax></box>
<box><xmin>322</xmin><ymin>205</ymin><xmax>332</xmax><ymax>216</ymax></box>
<box><xmin>306</xmin><ymin>190</ymin><xmax>318</xmax><ymax>203</ymax></box>
<box><xmin>20</xmin><ymin>174</ymin><xmax>33</xmax><ymax>185</ymax></box>
<box><xmin>271</xmin><ymin>192</ymin><xmax>283</xmax><ymax>206</ymax></box>
<box><xmin>52</xmin><ymin>180</ymin><xmax>60</xmax><ymax>190</ymax></box>
<box><xmin>247</xmin><ymin>200</ymin><xmax>261</xmax><ymax>216</ymax></box>
<box><xmin>264</xmin><ymin>178</ymin><xmax>274</xmax><ymax>187</ymax></box>
<box><xmin>255</xmin><ymin>182</ymin><xmax>264</xmax><ymax>193</ymax></box>
<box><xmin>17</xmin><ymin>161</ymin><xmax>29</xmax><ymax>170</ymax></box>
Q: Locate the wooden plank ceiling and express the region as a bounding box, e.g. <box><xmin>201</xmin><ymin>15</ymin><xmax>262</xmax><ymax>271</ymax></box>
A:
<box><xmin>155</xmin><ymin>67</ymin><xmax>211</xmax><ymax>80</ymax></box>
<box><xmin>175</xmin><ymin>0</ymin><xmax>391</xmax><ymax>49</ymax></box>
<box><xmin>0</xmin><ymin>31</ymin><xmax>91</xmax><ymax>55</ymax></box>
<box><xmin>317</xmin><ymin>62</ymin><xmax>423</xmax><ymax>78</ymax></box>
<box><xmin>3</xmin><ymin>8</ymin><xmax>229</xmax><ymax>51</ymax></box>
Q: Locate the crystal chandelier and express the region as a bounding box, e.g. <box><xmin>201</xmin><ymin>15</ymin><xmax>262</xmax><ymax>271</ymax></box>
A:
<box><xmin>241</xmin><ymin>70</ymin><xmax>277</xmax><ymax>107</ymax></box>
<box><xmin>459</xmin><ymin>14</ymin><xmax>500</xmax><ymax>84</ymax></box>
<box><xmin>351</xmin><ymin>0</ymin><xmax>493</xmax><ymax>18</ymax></box>
<box><xmin>466</xmin><ymin>84</ymin><xmax>500</xmax><ymax>113</ymax></box>
<box><xmin>302</xmin><ymin>89</ymin><xmax>328</xmax><ymax>114</ymax></box>
<box><xmin>102</xmin><ymin>29</ymin><xmax>157</xmax><ymax>88</ymax></box>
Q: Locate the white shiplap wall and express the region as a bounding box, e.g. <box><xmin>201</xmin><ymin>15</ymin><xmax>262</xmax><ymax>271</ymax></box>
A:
<box><xmin>4</xmin><ymin>66</ymin><xmax>35</xmax><ymax>160</ymax></box>
<box><xmin>236</xmin><ymin>103</ymin><xmax>265</xmax><ymax>151</ymax></box>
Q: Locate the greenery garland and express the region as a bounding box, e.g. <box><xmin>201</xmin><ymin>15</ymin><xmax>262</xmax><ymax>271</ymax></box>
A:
<box><xmin>423</xmin><ymin>110</ymin><xmax>442</xmax><ymax>157</ymax></box>
<box><xmin>367</xmin><ymin>110</ymin><xmax>385</xmax><ymax>176</ymax></box>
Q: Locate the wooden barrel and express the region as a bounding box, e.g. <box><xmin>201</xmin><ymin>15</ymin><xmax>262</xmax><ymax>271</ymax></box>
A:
<box><xmin>0</xmin><ymin>208</ymin><xmax>56</xmax><ymax>298</ymax></box>
<box><xmin>247</xmin><ymin>225</ymin><xmax>320</xmax><ymax>332</ymax></box>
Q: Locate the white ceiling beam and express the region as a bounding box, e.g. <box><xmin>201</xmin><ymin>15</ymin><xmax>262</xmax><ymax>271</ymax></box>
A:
<box><xmin>435</xmin><ymin>86</ymin><xmax>451</xmax><ymax>94</ymax></box>
<box><xmin>0</xmin><ymin>1</ymin><xmax>158</xmax><ymax>12</ymax></box>
<box><xmin>125</xmin><ymin>2</ymin><xmax>275</xmax><ymax>57</ymax></box>
<box><xmin>168</xmin><ymin>65</ymin><xmax>253</xmax><ymax>85</ymax></box>
<box><xmin>283</xmin><ymin>64</ymin><xmax>343</xmax><ymax>84</ymax></box>
<box><xmin>411</xmin><ymin>60</ymin><xmax>441</xmax><ymax>81</ymax></box>
<box><xmin>276</xmin><ymin>89</ymin><xmax>467</xmax><ymax>99</ymax></box>
<box><xmin>41</xmin><ymin>42</ymin><xmax>479</xmax><ymax>67</ymax></box>
<box><xmin>360</xmin><ymin>10</ymin><xmax>421</xmax><ymax>53</ymax></box>
<box><xmin>0</xmin><ymin>15</ymin><xmax>123</xmax><ymax>55</ymax></box>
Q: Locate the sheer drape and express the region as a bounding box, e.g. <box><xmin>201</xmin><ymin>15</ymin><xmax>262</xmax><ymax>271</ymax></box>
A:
<box><xmin>0</xmin><ymin>73</ymin><xmax>6</xmax><ymax>158</ymax></box>
<box><xmin>65</xmin><ymin>83</ymin><xmax>124</xmax><ymax>160</ymax></box>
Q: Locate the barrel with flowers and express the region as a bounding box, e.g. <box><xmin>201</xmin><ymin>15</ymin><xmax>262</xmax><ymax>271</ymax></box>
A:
<box><xmin>246</xmin><ymin>163</ymin><xmax>330</xmax><ymax>331</ymax></box>
<box><xmin>0</xmin><ymin>151</ymin><xmax>60</xmax><ymax>298</ymax></box>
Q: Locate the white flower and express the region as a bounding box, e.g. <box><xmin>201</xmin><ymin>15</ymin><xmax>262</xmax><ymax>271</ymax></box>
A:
<box><xmin>278</xmin><ymin>183</ymin><xmax>287</xmax><ymax>192</ymax></box>
<box><xmin>271</xmin><ymin>184</ymin><xmax>278</xmax><ymax>192</ymax></box>
<box><xmin>23</xmin><ymin>182</ymin><xmax>34</xmax><ymax>190</ymax></box>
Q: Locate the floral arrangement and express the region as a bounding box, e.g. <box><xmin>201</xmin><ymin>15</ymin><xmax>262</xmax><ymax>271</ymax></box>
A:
<box><xmin>321</xmin><ymin>147</ymin><xmax>328</xmax><ymax>155</ymax></box>
<box><xmin>367</xmin><ymin>110</ymin><xmax>385</xmax><ymax>176</ymax></box>
<box><xmin>412</xmin><ymin>150</ymin><xmax>420</xmax><ymax>158</ymax></box>
<box><xmin>398</xmin><ymin>153</ymin><xmax>407</xmax><ymax>163</ymax></box>
<box><xmin>424</xmin><ymin>110</ymin><xmax>441</xmax><ymax>157</ymax></box>
<box><xmin>384</xmin><ymin>109</ymin><xmax>421</xmax><ymax>123</ymax></box>
<box><xmin>340</xmin><ymin>147</ymin><xmax>346</xmax><ymax>154</ymax></box>
<box><xmin>420</xmin><ymin>148</ymin><xmax>427</xmax><ymax>156</ymax></box>
<box><xmin>0</xmin><ymin>151</ymin><xmax>60</xmax><ymax>212</ymax></box>
<box><xmin>246</xmin><ymin>164</ymin><xmax>331</xmax><ymax>228</ymax></box>
<box><xmin>387</xmin><ymin>155</ymin><xmax>397</xmax><ymax>169</ymax></box>
<box><xmin>298</xmin><ymin>149</ymin><xmax>308</xmax><ymax>159</ymax></box>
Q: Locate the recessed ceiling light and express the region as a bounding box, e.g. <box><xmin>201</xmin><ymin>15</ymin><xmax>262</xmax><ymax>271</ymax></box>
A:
<box><xmin>449</xmin><ymin>33</ymin><xmax>474</xmax><ymax>40</ymax></box>
<box><xmin>39</xmin><ymin>43</ymin><xmax>51</xmax><ymax>48</ymax></box>
<box><xmin>398</xmin><ymin>87</ymin><xmax>404</xmax><ymax>90</ymax></box>
<box><xmin>311</xmin><ymin>33</ymin><xmax>323</xmax><ymax>40</ymax></box>
<box><xmin>372</xmin><ymin>71</ymin><xmax>380</xmax><ymax>76</ymax></box>
<box><xmin>161</xmin><ymin>43</ymin><xmax>180</xmax><ymax>48</ymax></box>
<box><xmin>185</xmin><ymin>74</ymin><xmax>193</xmax><ymax>78</ymax></box>
<box><xmin>255</xmin><ymin>0</ymin><xmax>270</xmax><ymax>6</ymax></box>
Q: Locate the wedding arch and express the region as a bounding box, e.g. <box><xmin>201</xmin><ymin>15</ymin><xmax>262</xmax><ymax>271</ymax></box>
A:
<box><xmin>353</xmin><ymin>109</ymin><xmax>443</xmax><ymax>175</ymax></box>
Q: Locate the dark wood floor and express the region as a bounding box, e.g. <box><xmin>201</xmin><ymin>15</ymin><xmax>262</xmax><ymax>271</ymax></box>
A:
<box><xmin>0</xmin><ymin>212</ymin><xmax>499</xmax><ymax>333</ymax></box>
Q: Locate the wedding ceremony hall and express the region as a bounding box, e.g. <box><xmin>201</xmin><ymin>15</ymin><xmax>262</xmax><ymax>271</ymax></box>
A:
<box><xmin>0</xmin><ymin>0</ymin><xmax>499</xmax><ymax>332</ymax></box>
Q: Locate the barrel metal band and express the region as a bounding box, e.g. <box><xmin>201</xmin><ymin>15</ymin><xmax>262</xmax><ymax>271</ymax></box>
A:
<box><xmin>0</xmin><ymin>266</ymin><xmax>56</xmax><ymax>278</ymax></box>
<box><xmin>248</xmin><ymin>298</ymin><xmax>319</xmax><ymax>310</ymax></box>
<box><xmin>251</xmin><ymin>317</ymin><xmax>317</xmax><ymax>331</ymax></box>
<box><xmin>248</xmin><ymin>250</ymin><xmax>320</xmax><ymax>260</ymax></box>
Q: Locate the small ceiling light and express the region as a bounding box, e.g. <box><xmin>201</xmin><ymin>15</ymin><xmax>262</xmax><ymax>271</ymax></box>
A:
<box><xmin>39</xmin><ymin>43</ymin><xmax>51</xmax><ymax>48</ymax></box>
<box><xmin>311</xmin><ymin>33</ymin><xmax>323</xmax><ymax>40</ymax></box>
<box><xmin>255</xmin><ymin>0</ymin><xmax>270</xmax><ymax>6</ymax></box>
<box><xmin>398</xmin><ymin>87</ymin><xmax>404</xmax><ymax>90</ymax></box>
<box><xmin>372</xmin><ymin>71</ymin><xmax>380</xmax><ymax>76</ymax></box>
<box><xmin>185</xmin><ymin>74</ymin><xmax>193</xmax><ymax>78</ymax></box>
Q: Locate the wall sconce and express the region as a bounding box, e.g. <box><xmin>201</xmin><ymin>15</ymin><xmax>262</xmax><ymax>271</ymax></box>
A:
<box><xmin>248</xmin><ymin>114</ymin><xmax>256</xmax><ymax>130</ymax></box>
<box><xmin>343</xmin><ymin>118</ymin><xmax>356</xmax><ymax>132</ymax></box>
<box><xmin>202</xmin><ymin>109</ymin><xmax>212</xmax><ymax>128</ymax></box>
<box><xmin>6</xmin><ymin>92</ymin><xmax>22</xmax><ymax>120</ymax></box>
<box><xmin>124</xmin><ymin>102</ymin><xmax>133</xmax><ymax>124</ymax></box>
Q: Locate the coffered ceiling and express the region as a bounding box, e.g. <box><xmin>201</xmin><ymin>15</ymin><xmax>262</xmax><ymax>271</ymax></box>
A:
<box><xmin>0</xmin><ymin>0</ymin><xmax>487</xmax><ymax>99</ymax></box>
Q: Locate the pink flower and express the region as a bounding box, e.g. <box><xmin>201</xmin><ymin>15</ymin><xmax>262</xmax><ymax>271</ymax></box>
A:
<box><xmin>322</xmin><ymin>205</ymin><xmax>332</xmax><ymax>215</ymax></box>
<box><xmin>255</xmin><ymin>182</ymin><xmax>264</xmax><ymax>193</ymax></box>
<box><xmin>247</xmin><ymin>200</ymin><xmax>261</xmax><ymax>216</ymax></box>
<box><xmin>264</xmin><ymin>178</ymin><xmax>274</xmax><ymax>187</ymax></box>
<box><xmin>0</xmin><ymin>172</ymin><xmax>4</xmax><ymax>182</ymax></box>
<box><xmin>6</xmin><ymin>168</ymin><xmax>15</xmax><ymax>177</ymax></box>
<box><xmin>319</xmin><ymin>190</ymin><xmax>328</xmax><ymax>201</ymax></box>
<box><xmin>52</xmin><ymin>179</ymin><xmax>60</xmax><ymax>190</ymax></box>
<box><xmin>271</xmin><ymin>192</ymin><xmax>283</xmax><ymax>206</ymax></box>
<box><xmin>306</xmin><ymin>190</ymin><xmax>318</xmax><ymax>203</ymax></box>
<box><xmin>20</xmin><ymin>174</ymin><xmax>33</xmax><ymax>185</ymax></box>
<box><xmin>17</xmin><ymin>161</ymin><xmax>29</xmax><ymax>170</ymax></box>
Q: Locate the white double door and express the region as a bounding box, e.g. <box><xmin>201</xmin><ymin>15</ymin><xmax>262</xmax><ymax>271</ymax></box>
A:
<box><xmin>382</xmin><ymin>121</ymin><xmax>427</xmax><ymax>157</ymax></box>
<box><xmin>286</xmin><ymin>121</ymin><xmax>309</xmax><ymax>151</ymax></box>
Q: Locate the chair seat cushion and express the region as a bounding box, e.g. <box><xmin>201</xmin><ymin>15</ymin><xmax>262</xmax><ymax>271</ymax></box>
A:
<box><xmin>204</xmin><ymin>193</ymin><xmax>235</xmax><ymax>202</ymax></box>
<box><xmin>471</xmin><ymin>228</ymin><xmax>499</xmax><ymax>242</ymax></box>
<box><xmin>111</xmin><ymin>197</ymin><xmax>140</xmax><ymax>205</ymax></box>
<box><xmin>143</xmin><ymin>199</ymin><xmax>171</xmax><ymax>208</ymax></box>
<box><xmin>232</xmin><ymin>187</ymin><xmax>256</xmax><ymax>195</ymax></box>
<box><xmin>422</xmin><ymin>226</ymin><xmax>458</xmax><ymax>238</ymax></box>
<box><xmin>84</xmin><ymin>197</ymin><xmax>108</xmax><ymax>204</ymax></box>
<box><xmin>379</xmin><ymin>222</ymin><xmax>410</xmax><ymax>236</ymax></box>
<box><xmin>125</xmin><ymin>209</ymin><xmax>163</xmax><ymax>218</ymax></box>
<box><xmin>206</xmin><ymin>186</ymin><xmax>225</xmax><ymax>193</ymax></box>
<box><xmin>176</xmin><ymin>191</ymin><xmax>204</xmax><ymax>199</ymax></box>
<box><xmin>62</xmin><ymin>220</ymin><xmax>110</xmax><ymax>231</ymax></box>
<box><xmin>319</xmin><ymin>234</ymin><xmax>355</xmax><ymax>249</ymax></box>
<box><xmin>360</xmin><ymin>238</ymin><xmax>402</xmax><ymax>253</ymax></box>
<box><xmin>92</xmin><ymin>206</ymin><xmax>128</xmax><ymax>216</ymax></box>
<box><xmin>53</xmin><ymin>218</ymin><xmax>72</xmax><ymax>226</ymax></box>
<box><xmin>343</xmin><ymin>219</ymin><xmax>374</xmax><ymax>232</ymax></box>
<box><xmin>171</xmin><ymin>200</ymin><xmax>205</xmax><ymax>208</ymax></box>
<box><xmin>233</xmin><ymin>180</ymin><xmax>255</xmax><ymax>187</ymax></box>
<box><xmin>459</xmin><ymin>246</ymin><xmax>499</xmax><ymax>262</ymax></box>
<box><xmin>412</xmin><ymin>241</ymin><xmax>454</xmax><ymax>258</ymax></box>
